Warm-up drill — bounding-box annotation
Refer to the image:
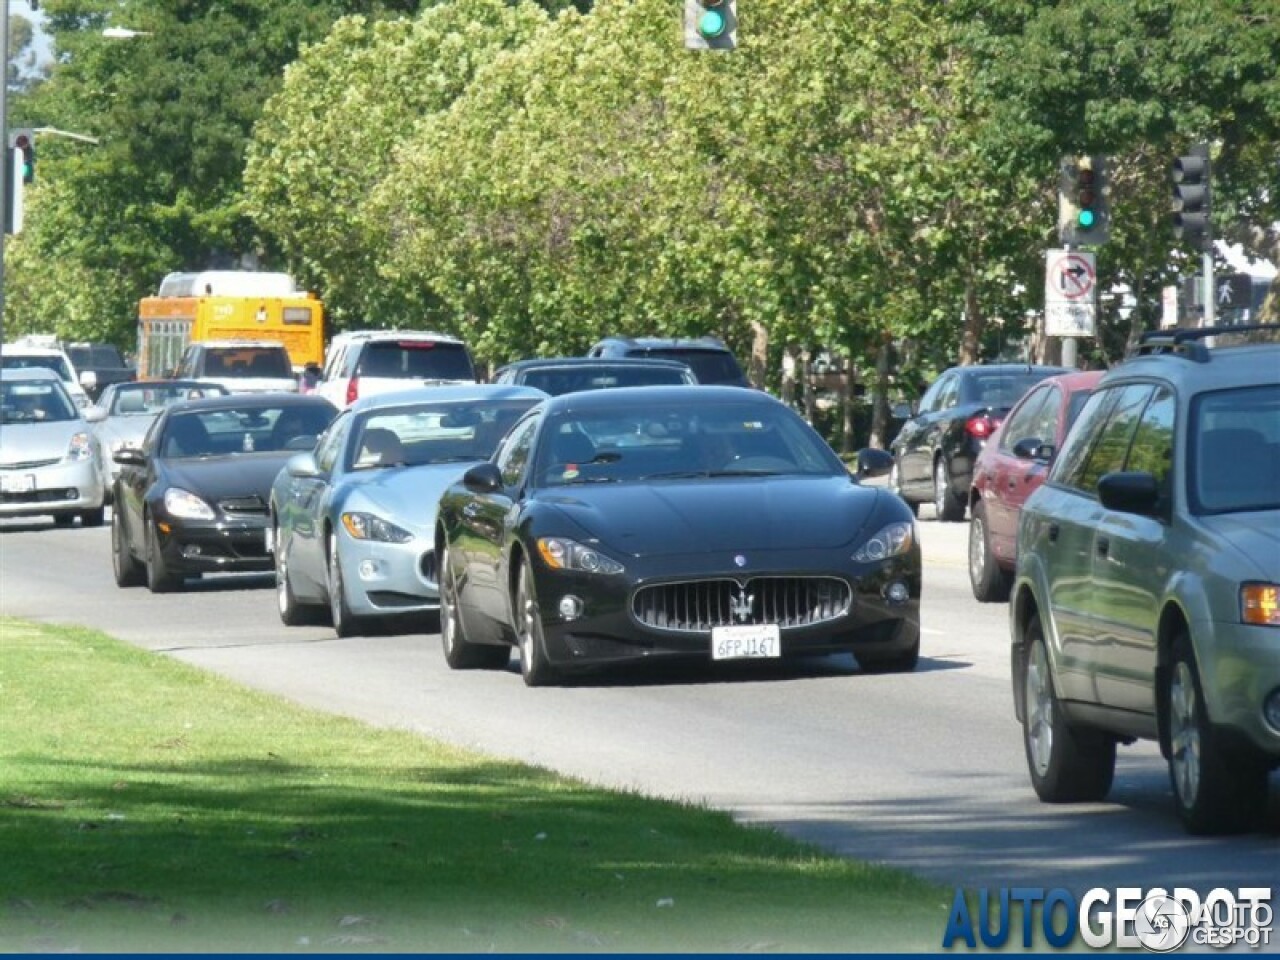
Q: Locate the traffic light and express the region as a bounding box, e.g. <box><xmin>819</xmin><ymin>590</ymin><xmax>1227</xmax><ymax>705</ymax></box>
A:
<box><xmin>1172</xmin><ymin>145</ymin><xmax>1211</xmax><ymax>252</ymax></box>
<box><xmin>8</xmin><ymin>128</ymin><xmax>35</xmax><ymax>183</ymax></box>
<box><xmin>684</xmin><ymin>0</ymin><xmax>737</xmax><ymax>50</ymax></box>
<box><xmin>1057</xmin><ymin>154</ymin><xmax>1109</xmax><ymax>246</ymax></box>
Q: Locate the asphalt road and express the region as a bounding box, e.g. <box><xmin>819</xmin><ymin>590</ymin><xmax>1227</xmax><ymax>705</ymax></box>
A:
<box><xmin>2</xmin><ymin>509</ymin><xmax>1276</xmax><ymax>897</ymax></box>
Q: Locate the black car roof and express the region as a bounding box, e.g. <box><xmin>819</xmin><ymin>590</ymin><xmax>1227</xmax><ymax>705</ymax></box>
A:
<box><xmin>498</xmin><ymin>357</ymin><xmax>694</xmax><ymax>372</ymax></box>
<box><xmin>543</xmin><ymin>384</ymin><xmax>770</xmax><ymax>413</ymax></box>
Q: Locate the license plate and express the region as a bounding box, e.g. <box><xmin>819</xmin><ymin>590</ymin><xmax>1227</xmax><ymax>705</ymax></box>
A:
<box><xmin>0</xmin><ymin>473</ymin><xmax>35</xmax><ymax>494</ymax></box>
<box><xmin>711</xmin><ymin>624</ymin><xmax>781</xmax><ymax>660</ymax></box>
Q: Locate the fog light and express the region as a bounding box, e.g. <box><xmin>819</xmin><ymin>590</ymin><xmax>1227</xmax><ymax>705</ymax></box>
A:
<box><xmin>884</xmin><ymin>580</ymin><xmax>910</xmax><ymax>605</ymax></box>
<box><xmin>558</xmin><ymin>595</ymin><xmax>583</xmax><ymax>621</ymax></box>
<box><xmin>65</xmin><ymin>488</ymin><xmax>78</xmax><ymax>499</ymax></box>
<box><xmin>1264</xmin><ymin>688</ymin><xmax>1280</xmax><ymax>734</ymax></box>
<box><xmin>358</xmin><ymin>559</ymin><xmax>381</xmax><ymax>580</ymax></box>
<box><xmin>182</xmin><ymin>544</ymin><xmax>203</xmax><ymax>558</ymax></box>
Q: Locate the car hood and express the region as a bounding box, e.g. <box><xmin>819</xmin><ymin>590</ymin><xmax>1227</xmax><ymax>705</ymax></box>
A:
<box><xmin>163</xmin><ymin>453</ymin><xmax>293</xmax><ymax>502</ymax></box>
<box><xmin>342</xmin><ymin>461</ymin><xmax>479</xmax><ymax>532</ymax></box>
<box><xmin>0</xmin><ymin>421</ymin><xmax>83</xmax><ymax>466</ymax></box>
<box><xmin>1201</xmin><ymin>514</ymin><xmax>1280</xmax><ymax>578</ymax></box>
<box><xmin>539</xmin><ymin>476</ymin><xmax>882</xmax><ymax>557</ymax></box>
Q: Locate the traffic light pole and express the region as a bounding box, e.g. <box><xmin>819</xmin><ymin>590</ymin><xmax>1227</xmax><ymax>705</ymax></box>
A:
<box><xmin>1203</xmin><ymin>251</ymin><xmax>1215</xmax><ymax>328</ymax></box>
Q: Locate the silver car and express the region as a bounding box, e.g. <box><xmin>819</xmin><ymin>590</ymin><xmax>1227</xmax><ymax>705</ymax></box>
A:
<box><xmin>270</xmin><ymin>384</ymin><xmax>548</xmax><ymax>636</ymax></box>
<box><xmin>0</xmin><ymin>368</ymin><xmax>106</xmax><ymax>526</ymax></box>
<box><xmin>89</xmin><ymin>379</ymin><xmax>229</xmax><ymax>499</ymax></box>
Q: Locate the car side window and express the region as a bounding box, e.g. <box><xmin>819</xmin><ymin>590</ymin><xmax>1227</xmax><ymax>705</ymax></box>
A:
<box><xmin>1123</xmin><ymin>387</ymin><xmax>1175</xmax><ymax>500</ymax></box>
<box><xmin>1025</xmin><ymin>386</ymin><xmax>1064</xmax><ymax>448</ymax></box>
<box><xmin>496</xmin><ymin>417</ymin><xmax>538</xmax><ymax>488</ymax></box>
<box><xmin>918</xmin><ymin>376</ymin><xmax>948</xmax><ymax>415</ymax></box>
<box><xmin>936</xmin><ymin>376</ymin><xmax>960</xmax><ymax>411</ymax></box>
<box><xmin>315</xmin><ymin>410</ymin><xmax>352</xmax><ymax>473</ymax></box>
<box><xmin>1050</xmin><ymin>388</ymin><xmax>1120</xmax><ymax>490</ymax></box>
<box><xmin>998</xmin><ymin>386</ymin><xmax>1052</xmax><ymax>451</ymax></box>
<box><xmin>1073</xmin><ymin>384</ymin><xmax>1155</xmax><ymax>494</ymax></box>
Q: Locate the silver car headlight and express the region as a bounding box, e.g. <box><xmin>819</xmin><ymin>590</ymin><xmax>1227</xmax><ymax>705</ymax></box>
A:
<box><xmin>853</xmin><ymin>521</ymin><xmax>914</xmax><ymax>563</ymax></box>
<box><xmin>341</xmin><ymin>512</ymin><xmax>413</xmax><ymax>544</ymax></box>
<box><xmin>164</xmin><ymin>487</ymin><xmax>216</xmax><ymax>521</ymax></box>
<box><xmin>66</xmin><ymin>432</ymin><xmax>94</xmax><ymax>462</ymax></box>
<box><xmin>536</xmin><ymin>537</ymin><xmax>624</xmax><ymax>575</ymax></box>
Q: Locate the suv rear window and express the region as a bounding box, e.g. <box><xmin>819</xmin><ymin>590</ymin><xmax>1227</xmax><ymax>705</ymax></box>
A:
<box><xmin>357</xmin><ymin>341</ymin><xmax>475</xmax><ymax>381</ymax></box>
<box><xmin>203</xmin><ymin>347</ymin><xmax>291</xmax><ymax>379</ymax></box>
<box><xmin>625</xmin><ymin>348</ymin><xmax>739</xmax><ymax>385</ymax></box>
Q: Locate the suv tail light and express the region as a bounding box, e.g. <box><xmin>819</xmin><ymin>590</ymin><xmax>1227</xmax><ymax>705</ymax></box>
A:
<box><xmin>346</xmin><ymin>377</ymin><xmax>359</xmax><ymax>405</ymax></box>
<box><xmin>966</xmin><ymin>414</ymin><xmax>1001</xmax><ymax>439</ymax></box>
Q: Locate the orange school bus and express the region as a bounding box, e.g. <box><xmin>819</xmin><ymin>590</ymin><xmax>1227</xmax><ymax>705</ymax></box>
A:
<box><xmin>136</xmin><ymin>271</ymin><xmax>325</xmax><ymax>379</ymax></box>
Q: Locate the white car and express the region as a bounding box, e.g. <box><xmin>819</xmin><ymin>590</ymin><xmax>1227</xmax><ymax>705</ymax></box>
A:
<box><xmin>174</xmin><ymin>340</ymin><xmax>299</xmax><ymax>395</ymax></box>
<box><xmin>0</xmin><ymin>368</ymin><xmax>106</xmax><ymax>526</ymax></box>
<box><xmin>316</xmin><ymin>330</ymin><xmax>476</xmax><ymax>408</ymax></box>
<box><xmin>1</xmin><ymin>342</ymin><xmax>92</xmax><ymax>408</ymax></box>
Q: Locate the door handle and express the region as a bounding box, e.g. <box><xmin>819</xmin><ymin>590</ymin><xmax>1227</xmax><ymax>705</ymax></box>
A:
<box><xmin>1047</xmin><ymin>523</ymin><xmax>1059</xmax><ymax>543</ymax></box>
<box><xmin>1096</xmin><ymin>536</ymin><xmax>1110</xmax><ymax>557</ymax></box>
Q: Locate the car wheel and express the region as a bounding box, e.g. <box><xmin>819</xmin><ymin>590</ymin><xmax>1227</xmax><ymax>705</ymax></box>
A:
<box><xmin>80</xmin><ymin>506</ymin><xmax>105</xmax><ymax>528</ymax></box>
<box><xmin>327</xmin><ymin>533</ymin><xmax>363</xmax><ymax>638</ymax></box>
<box><xmin>1021</xmin><ymin>618</ymin><xmax>1115</xmax><ymax>802</ymax></box>
<box><xmin>515</xmin><ymin>561</ymin><xmax>559</xmax><ymax>687</ymax></box>
<box><xmin>933</xmin><ymin>457</ymin><xmax>965</xmax><ymax>522</ymax></box>
<box><xmin>111</xmin><ymin>505</ymin><xmax>144</xmax><ymax>588</ymax></box>
<box><xmin>1165</xmin><ymin>633</ymin><xmax>1267</xmax><ymax>835</ymax></box>
<box><xmin>888</xmin><ymin>460</ymin><xmax>918</xmax><ymax>517</ymax></box>
<box><xmin>275</xmin><ymin>532</ymin><xmax>317</xmax><ymax>627</ymax></box>
<box><xmin>144</xmin><ymin>514</ymin><xmax>182</xmax><ymax>593</ymax></box>
<box><xmin>968</xmin><ymin>501</ymin><xmax>1011</xmax><ymax>602</ymax></box>
<box><xmin>441</xmin><ymin>543</ymin><xmax>509</xmax><ymax>671</ymax></box>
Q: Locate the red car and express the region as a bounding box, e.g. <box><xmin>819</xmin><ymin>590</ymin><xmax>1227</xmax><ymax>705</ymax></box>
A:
<box><xmin>966</xmin><ymin>370</ymin><xmax>1104</xmax><ymax>601</ymax></box>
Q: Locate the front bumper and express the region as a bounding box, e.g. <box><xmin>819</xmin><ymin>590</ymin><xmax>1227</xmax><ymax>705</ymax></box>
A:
<box><xmin>532</xmin><ymin>549</ymin><xmax>921</xmax><ymax>671</ymax></box>
<box><xmin>155</xmin><ymin>515</ymin><xmax>273</xmax><ymax>574</ymax></box>
<box><xmin>0</xmin><ymin>459</ymin><xmax>105</xmax><ymax>518</ymax></box>
<box><xmin>337</xmin><ymin>533</ymin><xmax>439</xmax><ymax>618</ymax></box>
<box><xmin>1195</xmin><ymin>618</ymin><xmax>1280</xmax><ymax>761</ymax></box>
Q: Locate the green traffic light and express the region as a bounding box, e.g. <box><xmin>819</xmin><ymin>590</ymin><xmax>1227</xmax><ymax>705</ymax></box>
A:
<box><xmin>1077</xmin><ymin>209</ymin><xmax>1096</xmax><ymax>229</ymax></box>
<box><xmin>698</xmin><ymin>9</ymin><xmax>725</xmax><ymax>37</ymax></box>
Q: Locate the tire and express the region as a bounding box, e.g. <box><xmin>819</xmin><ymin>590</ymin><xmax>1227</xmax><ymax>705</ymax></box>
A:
<box><xmin>144</xmin><ymin>515</ymin><xmax>182</xmax><ymax>593</ymax></box>
<box><xmin>514</xmin><ymin>561</ymin><xmax>559</xmax><ymax>687</ymax></box>
<box><xmin>111</xmin><ymin>505</ymin><xmax>144</xmax><ymax>588</ymax></box>
<box><xmin>888</xmin><ymin>460</ymin><xmax>919</xmax><ymax>517</ymax></box>
<box><xmin>275</xmin><ymin>531</ymin><xmax>319</xmax><ymax>627</ymax></box>
<box><xmin>968</xmin><ymin>500</ymin><xmax>1012</xmax><ymax>602</ymax></box>
<box><xmin>440</xmin><ymin>543</ymin><xmax>509</xmax><ymax>670</ymax></box>
<box><xmin>327</xmin><ymin>533</ymin><xmax>364</xmax><ymax>638</ymax></box>
<box><xmin>1165</xmin><ymin>633</ymin><xmax>1268</xmax><ymax>835</ymax></box>
<box><xmin>1021</xmin><ymin>618</ymin><xmax>1115</xmax><ymax>802</ymax></box>
<box><xmin>80</xmin><ymin>506</ymin><xmax>105</xmax><ymax>528</ymax></box>
<box><xmin>934</xmin><ymin>456</ymin><xmax>965</xmax><ymax>522</ymax></box>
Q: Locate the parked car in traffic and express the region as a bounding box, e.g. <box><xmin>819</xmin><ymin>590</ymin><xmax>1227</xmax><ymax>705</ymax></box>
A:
<box><xmin>967</xmin><ymin>370</ymin><xmax>1103</xmax><ymax>601</ymax></box>
<box><xmin>435</xmin><ymin>385</ymin><xmax>917</xmax><ymax>686</ymax></box>
<box><xmin>491</xmin><ymin>356</ymin><xmax>697</xmax><ymax>395</ymax></box>
<box><xmin>270</xmin><ymin>384</ymin><xmax>547</xmax><ymax>637</ymax></box>
<box><xmin>173</xmin><ymin>340</ymin><xmax>299</xmax><ymax>394</ymax></box>
<box><xmin>90</xmin><ymin>380</ymin><xmax>230</xmax><ymax>500</ymax></box>
<box><xmin>111</xmin><ymin>393</ymin><xmax>337</xmax><ymax>592</ymax></box>
<box><xmin>1010</xmin><ymin>326</ymin><xmax>1280</xmax><ymax>835</ymax></box>
<box><xmin>316</xmin><ymin>330</ymin><xmax>477</xmax><ymax>408</ymax></box>
<box><xmin>65</xmin><ymin>342</ymin><xmax>136</xmax><ymax>403</ymax></box>
<box><xmin>889</xmin><ymin>363</ymin><xmax>1068</xmax><ymax>521</ymax></box>
<box><xmin>2</xmin><ymin>340</ymin><xmax>92</xmax><ymax>408</ymax></box>
<box><xmin>0</xmin><ymin>368</ymin><xmax>107</xmax><ymax>526</ymax></box>
<box><xmin>586</xmin><ymin>336</ymin><xmax>750</xmax><ymax>387</ymax></box>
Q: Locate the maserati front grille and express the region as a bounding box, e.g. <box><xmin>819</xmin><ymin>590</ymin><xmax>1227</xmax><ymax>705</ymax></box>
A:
<box><xmin>632</xmin><ymin>576</ymin><xmax>851</xmax><ymax>633</ymax></box>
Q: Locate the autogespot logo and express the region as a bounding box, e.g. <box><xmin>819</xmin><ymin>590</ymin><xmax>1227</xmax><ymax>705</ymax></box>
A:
<box><xmin>942</xmin><ymin>886</ymin><xmax>1273</xmax><ymax>951</ymax></box>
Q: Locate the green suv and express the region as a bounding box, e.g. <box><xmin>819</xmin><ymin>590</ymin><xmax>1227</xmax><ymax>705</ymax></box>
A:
<box><xmin>1010</xmin><ymin>326</ymin><xmax>1280</xmax><ymax>834</ymax></box>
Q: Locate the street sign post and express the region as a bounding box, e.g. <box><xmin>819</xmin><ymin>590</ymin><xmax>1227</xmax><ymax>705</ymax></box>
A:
<box><xmin>1044</xmin><ymin>249</ymin><xmax>1097</xmax><ymax>338</ymax></box>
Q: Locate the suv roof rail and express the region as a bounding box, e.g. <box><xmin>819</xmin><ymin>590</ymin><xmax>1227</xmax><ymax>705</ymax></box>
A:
<box><xmin>1131</xmin><ymin>323</ymin><xmax>1280</xmax><ymax>363</ymax></box>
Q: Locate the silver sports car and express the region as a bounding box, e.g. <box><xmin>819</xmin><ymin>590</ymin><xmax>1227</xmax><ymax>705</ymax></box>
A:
<box><xmin>269</xmin><ymin>384</ymin><xmax>548</xmax><ymax>636</ymax></box>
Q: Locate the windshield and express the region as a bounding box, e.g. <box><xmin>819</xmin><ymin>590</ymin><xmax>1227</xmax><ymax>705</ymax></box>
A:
<box><xmin>518</xmin><ymin>365</ymin><xmax>690</xmax><ymax>396</ymax></box>
<box><xmin>2</xmin><ymin>354</ymin><xmax>73</xmax><ymax>383</ymax></box>
<box><xmin>348</xmin><ymin>398</ymin><xmax>539</xmax><ymax>471</ymax></box>
<box><xmin>110</xmin><ymin>383</ymin><xmax>228</xmax><ymax>416</ymax></box>
<box><xmin>1189</xmin><ymin>384</ymin><xmax>1280</xmax><ymax>515</ymax></box>
<box><xmin>965</xmin><ymin>371</ymin><xmax>1062</xmax><ymax>408</ymax></box>
<box><xmin>535</xmin><ymin>399</ymin><xmax>844</xmax><ymax>487</ymax></box>
<box><xmin>0</xmin><ymin>380</ymin><xmax>78</xmax><ymax>423</ymax></box>
<box><xmin>357</xmin><ymin>341</ymin><xmax>475</xmax><ymax>381</ymax></box>
<box><xmin>160</xmin><ymin>404</ymin><xmax>336</xmax><ymax>459</ymax></box>
<box><xmin>68</xmin><ymin>346</ymin><xmax>127</xmax><ymax>368</ymax></box>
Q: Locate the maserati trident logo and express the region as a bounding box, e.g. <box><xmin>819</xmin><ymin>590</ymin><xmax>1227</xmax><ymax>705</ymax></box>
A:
<box><xmin>730</xmin><ymin>586</ymin><xmax>754</xmax><ymax>623</ymax></box>
<box><xmin>733</xmin><ymin>554</ymin><xmax>747</xmax><ymax>568</ymax></box>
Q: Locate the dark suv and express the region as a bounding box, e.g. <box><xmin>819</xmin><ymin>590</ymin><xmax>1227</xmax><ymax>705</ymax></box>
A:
<box><xmin>1010</xmin><ymin>326</ymin><xmax>1280</xmax><ymax>834</ymax></box>
<box><xmin>586</xmin><ymin>336</ymin><xmax>749</xmax><ymax>387</ymax></box>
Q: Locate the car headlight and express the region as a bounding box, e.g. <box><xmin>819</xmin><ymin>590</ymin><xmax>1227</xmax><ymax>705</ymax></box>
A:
<box><xmin>537</xmin><ymin>537</ymin><xmax>624</xmax><ymax>575</ymax></box>
<box><xmin>66</xmin><ymin>432</ymin><xmax>93</xmax><ymax>462</ymax></box>
<box><xmin>853</xmin><ymin>521</ymin><xmax>914</xmax><ymax>563</ymax></box>
<box><xmin>341</xmin><ymin>512</ymin><xmax>414</xmax><ymax>544</ymax></box>
<box><xmin>164</xmin><ymin>487</ymin><xmax>216</xmax><ymax>520</ymax></box>
<box><xmin>1241</xmin><ymin>583</ymin><xmax>1280</xmax><ymax>627</ymax></box>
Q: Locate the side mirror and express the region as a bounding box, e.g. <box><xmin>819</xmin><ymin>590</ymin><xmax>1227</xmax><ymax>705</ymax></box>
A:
<box><xmin>79</xmin><ymin>370</ymin><xmax>98</xmax><ymax>391</ymax></box>
<box><xmin>462</xmin><ymin>461</ymin><xmax>504</xmax><ymax>494</ymax></box>
<box><xmin>854</xmin><ymin>447</ymin><xmax>894</xmax><ymax>481</ymax></box>
<box><xmin>285</xmin><ymin>452</ymin><xmax>321</xmax><ymax>479</ymax></box>
<box><xmin>1098</xmin><ymin>471</ymin><xmax>1162</xmax><ymax>517</ymax></box>
<box><xmin>891</xmin><ymin>402</ymin><xmax>913</xmax><ymax>420</ymax></box>
<box><xmin>83</xmin><ymin>405</ymin><xmax>107</xmax><ymax>424</ymax></box>
<box><xmin>112</xmin><ymin>447</ymin><xmax>146</xmax><ymax>467</ymax></box>
<box><xmin>1012</xmin><ymin>437</ymin><xmax>1055</xmax><ymax>463</ymax></box>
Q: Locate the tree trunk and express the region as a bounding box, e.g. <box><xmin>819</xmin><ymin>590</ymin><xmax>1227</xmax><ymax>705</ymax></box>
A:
<box><xmin>749</xmin><ymin>320</ymin><xmax>769</xmax><ymax>389</ymax></box>
<box><xmin>959</xmin><ymin>278</ymin><xmax>982</xmax><ymax>365</ymax></box>
<box><xmin>840</xmin><ymin>367</ymin><xmax>856</xmax><ymax>454</ymax></box>
<box><xmin>868</xmin><ymin>337</ymin><xmax>892</xmax><ymax>449</ymax></box>
<box><xmin>801</xmin><ymin>348</ymin><xmax>816</xmax><ymax>425</ymax></box>
<box><xmin>780</xmin><ymin>346</ymin><xmax>798</xmax><ymax>406</ymax></box>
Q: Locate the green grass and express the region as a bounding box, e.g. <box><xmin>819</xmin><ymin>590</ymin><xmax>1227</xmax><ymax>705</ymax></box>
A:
<box><xmin>0</xmin><ymin>617</ymin><xmax>949</xmax><ymax>953</ymax></box>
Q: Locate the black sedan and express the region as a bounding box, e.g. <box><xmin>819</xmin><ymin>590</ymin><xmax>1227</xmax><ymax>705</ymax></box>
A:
<box><xmin>435</xmin><ymin>386</ymin><xmax>921</xmax><ymax>686</ymax></box>
<box><xmin>111</xmin><ymin>393</ymin><xmax>337</xmax><ymax>592</ymax></box>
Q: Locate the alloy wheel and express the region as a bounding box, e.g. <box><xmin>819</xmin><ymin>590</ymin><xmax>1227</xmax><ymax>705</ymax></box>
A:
<box><xmin>1169</xmin><ymin>660</ymin><xmax>1201</xmax><ymax>808</ymax></box>
<box><xmin>1024</xmin><ymin>640</ymin><xmax>1053</xmax><ymax>778</ymax></box>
